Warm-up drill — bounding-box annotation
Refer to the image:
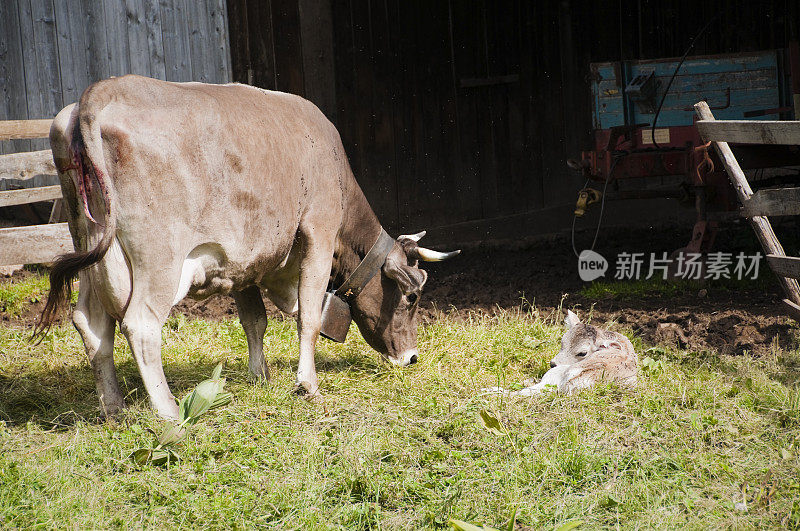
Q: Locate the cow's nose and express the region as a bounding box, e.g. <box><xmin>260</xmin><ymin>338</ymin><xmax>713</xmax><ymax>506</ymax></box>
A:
<box><xmin>550</xmin><ymin>361</ymin><xmax>557</xmax><ymax>368</ymax></box>
<box><xmin>392</xmin><ymin>348</ymin><xmax>418</xmax><ymax>367</ymax></box>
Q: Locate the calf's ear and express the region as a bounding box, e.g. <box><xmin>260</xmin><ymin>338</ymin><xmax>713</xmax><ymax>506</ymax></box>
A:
<box><xmin>565</xmin><ymin>310</ymin><xmax>580</xmax><ymax>329</ymax></box>
<box><xmin>383</xmin><ymin>256</ymin><xmax>428</xmax><ymax>295</ymax></box>
<box><xmin>599</xmin><ymin>339</ymin><xmax>622</xmax><ymax>350</ymax></box>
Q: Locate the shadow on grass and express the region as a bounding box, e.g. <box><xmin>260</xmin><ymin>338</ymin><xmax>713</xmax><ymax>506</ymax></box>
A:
<box><xmin>0</xmin><ymin>350</ymin><xmax>386</xmax><ymax>427</ymax></box>
<box><xmin>270</xmin><ymin>350</ymin><xmax>386</xmax><ymax>374</ymax></box>
<box><xmin>0</xmin><ymin>357</ymin><xmax>239</xmax><ymax>427</ymax></box>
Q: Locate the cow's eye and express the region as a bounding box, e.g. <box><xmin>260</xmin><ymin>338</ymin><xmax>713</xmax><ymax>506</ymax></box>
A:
<box><xmin>576</xmin><ymin>351</ymin><xmax>588</xmax><ymax>357</ymax></box>
<box><xmin>406</xmin><ymin>293</ymin><xmax>418</xmax><ymax>305</ymax></box>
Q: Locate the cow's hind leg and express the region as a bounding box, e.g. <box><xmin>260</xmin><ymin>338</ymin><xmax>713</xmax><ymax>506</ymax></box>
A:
<box><xmin>232</xmin><ymin>286</ymin><xmax>269</xmax><ymax>380</ymax></box>
<box><xmin>73</xmin><ymin>271</ymin><xmax>125</xmax><ymax>416</ymax></box>
<box><xmin>120</xmin><ymin>279</ymin><xmax>179</xmax><ymax>419</ymax></box>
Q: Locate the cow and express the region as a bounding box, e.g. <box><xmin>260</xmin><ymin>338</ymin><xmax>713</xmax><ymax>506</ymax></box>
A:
<box><xmin>485</xmin><ymin>310</ymin><xmax>637</xmax><ymax>396</ymax></box>
<box><xmin>36</xmin><ymin>75</ymin><xmax>459</xmax><ymax>419</ymax></box>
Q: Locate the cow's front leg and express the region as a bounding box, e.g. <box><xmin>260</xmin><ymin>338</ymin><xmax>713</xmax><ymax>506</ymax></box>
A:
<box><xmin>232</xmin><ymin>286</ymin><xmax>269</xmax><ymax>380</ymax></box>
<box><xmin>294</xmin><ymin>237</ymin><xmax>334</xmax><ymax>399</ymax></box>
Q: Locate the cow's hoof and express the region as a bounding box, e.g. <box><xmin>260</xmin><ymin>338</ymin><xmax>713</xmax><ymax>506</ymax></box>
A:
<box><xmin>152</xmin><ymin>401</ymin><xmax>180</xmax><ymax>420</ymax></box>
<box><xmin>99</xmin><ymin>401</ymin><xmax>126</xmax><ymax>419</ymax></box>
<box><xmin>248</xmin><ymin>369</ymin><xmax>270</xmax><ymax>383</ymax></box>
<box><xmin>293</xmin><ymin>381</ymin><xmax>323</xmax><ymax>402</ymax></box>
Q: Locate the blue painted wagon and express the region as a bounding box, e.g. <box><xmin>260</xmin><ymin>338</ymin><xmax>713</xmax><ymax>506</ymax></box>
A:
<box><xmin>573</xmin><ymin>45</ymin><xmax>800</xmax><ymax>252</ymax></box>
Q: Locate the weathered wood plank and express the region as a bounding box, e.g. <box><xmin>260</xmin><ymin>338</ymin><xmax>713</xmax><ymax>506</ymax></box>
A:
<box><xmin>0</xmin><ymin>0</ymin><xmax>31</xmax><ymax>153</ymax></box>
<box><xmin>695</xmin><ymin>101</ymin><xmax>800</xmax><ymax>305</ymax></box>
<box><xmin>696</xmin><ymin>120</ymin><xmax>800</xmax><ymax>145</ymax></box>
<box><xmin>187</xmin><ymin>0</ymin><xmax>213</xmax><ymax>82</ymax></box>
<box><xmin>64</xmin><ymin>0</ymin><xmax>91</xmax><ymax>101</ymax></box>
<box><xmin>272</xmin><ymin>0</ymin><xmax>305</xmax><ymax>94</ymax></box>
<box><xmin>298</xmin><ymin>0</ymin><xmax>336</xmax><ymax>120</ymax></box>
<box><xmin>104</xmin><ymin>0</ymin><xmax>132</xmax><ymax>77</ymax></box>
<box><xmin>767</xmin><ymin>255</ymin><xmax>800</xmax><ymax>279</ymax></box>
<box><xmin>0</xmin><ymin>149</ymin><xmax>56</xmax><ymax>181</ymax></box>
<box><xmin>144</xmin><ymin>0</ymin><xmax>167</xmax><ymax>79</ymax></box>
<box><xmin>29</xmin><ymin>0</ymin><xmax>63</xmax><ymax>119</ymax></box>
<box><xmin>18</xmin><ymin>0</ymin><xmax>47</xmax><ymax>151</ymax></box>
<box><xmin>160</xmin><ymin>0</ymin><xmax>193</xmax><ymax>81</ymax></box>
<box><xmin>782</xmin><ymin>298</ymin><xmax>800</xmax><ymax>323</ymax></box>
<box><xmin>0</xmin><ymin>120</ymin><xmax>52</xmax><ymax>140</ymax></box>
<box><xmin>0</xmin><ymin>222</ymin><xmax>73</xmax><ymax>266</ymax></box>
<box><xmin>741</xmin><ymin>187</ymin><xmax>800</xmax><ymax>217</ymax></box>
<box><xmin>0</xmin><ymin>185</ymin><xmax>62</xmax><ymax>207</ymax></box>
<box><xmin>53</xmin><ymin>0</ymin><xmax>82</xmax><ymax>106</ymax></box>
<box><xmin>84</xmin><ymin>0</ymin><xmax>111</xmax><ymax>82</ymax></box>
<box><xmin>126</xmin><ymin>0</ymin><xmax>152</xmax><ymax>77</ymax></box>
<box><xmin>209</xmin><ymin>0</ymin><xmax>231</xmax><ymax>83</ymax></box>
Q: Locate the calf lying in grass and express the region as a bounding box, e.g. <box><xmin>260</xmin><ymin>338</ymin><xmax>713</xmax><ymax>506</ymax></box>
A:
<box><xmin>490</xmin><ymin>310</ymin><xmax>638</xmax><ymax>396</ymax></box>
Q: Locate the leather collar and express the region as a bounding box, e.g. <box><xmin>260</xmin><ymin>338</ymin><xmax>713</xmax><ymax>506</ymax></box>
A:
<box><xmin>334</xmin><ymin>228</ymin><xmax>395</xmax><ymax>302</ymax></box>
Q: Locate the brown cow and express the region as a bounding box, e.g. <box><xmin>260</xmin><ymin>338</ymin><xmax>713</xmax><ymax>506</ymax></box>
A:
<box><xmin>37</xmin><ymin>75</ymin><xmax>458</xmax><ymax>418</ymax></box>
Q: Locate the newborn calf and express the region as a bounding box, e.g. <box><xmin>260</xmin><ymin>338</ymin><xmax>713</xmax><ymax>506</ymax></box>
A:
<box><xmin>490</xmin><ymin>310</ymin><xmax>637</xmax><ymax>396</ymax></box>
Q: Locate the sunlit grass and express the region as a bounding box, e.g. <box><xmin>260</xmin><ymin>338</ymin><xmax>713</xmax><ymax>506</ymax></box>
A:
<box><xmin>0</xmin><ymin>288</ymin><xmax>799</xmax><ymax>528</ymax></box>
<box><xmin>0</xmin><ymin>273</ymin><xmax>49</xmax><ymax>318</ymax></box>
<box><xmin>580</xmin><ymin>274</ymin><xmax>775</xmax><ymax>300</ymax></box>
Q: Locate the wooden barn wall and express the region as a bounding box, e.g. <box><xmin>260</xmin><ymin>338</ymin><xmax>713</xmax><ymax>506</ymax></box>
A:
<box><xmin>228</xmin><ymin>0</ymin><xmax>800</xmax><ymax>240</ymax></box>
<box><xmin>228</xmin><ymin>0</ymin><xmax>799</xmax><ymax>239</ymax></box>
<box><xmin>0</xmin><ymin>0</ymin><xmax>232</xmax><ymax>154</ymax></box>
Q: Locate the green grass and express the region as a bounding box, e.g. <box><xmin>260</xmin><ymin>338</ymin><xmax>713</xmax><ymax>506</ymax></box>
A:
<box><xmin>0</xmin><ymin>273</ymin><xmax>50</xmax><ymax>318</ymax></box>
<box><xmin>1</xmin><ymin>288</ymin><xmax>800</xmax><ymax>528</ymax></box>
<box><xmin>580</xmin><ymin>274</ymin><xmax>775</xmax><ymax>300</ymax></box>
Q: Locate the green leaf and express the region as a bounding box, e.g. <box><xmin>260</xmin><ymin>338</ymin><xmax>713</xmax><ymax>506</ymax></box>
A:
<box><xmin>130</xmin><ymin>448</ymin><xmax>153</xmax><ymax>466</ymax></box>
<box><xmin>211</xmin><ymin>391</ymin><xmax>233</xmax><ymax>410</ymax></box>
<box><xmin>600</xmin><ymin>494</ymin><xmax>621</xmax><ymax>508</ymax></box>
<box><xmin>478</xmin><ymin>409</ymin><xmax>505</xmax><ymax>436</ymax></box>
<box><xmin>150</xmin><ymin>447</ymin><xmax>180</xmax><ymax>466</ymax></box>
<box><xmin>157</xmin><ymin>423</ymin><xmax>187</xmax><ymax>446</ymax></box>
<box><xmin>504</xmin><ymin>508</ymin><xmax>517</xmax><ymax>531</ymax></box>
<box><xmin>211</xmin><ymin>362</ymin><xmax>223</xmax><ymax>380</ymax></box>
<box><xmin>180</xmin><ymin>377</ymin><xmax>226</xmax><ymax>423</ymax></box>
<box><xmin>448</xmin><ymin>519</ymin><xmax>498</xmax><ymax>531</ymax></box>
<box><xmin>554</xmin><ymin>520</ymin><xmax>583</xmax><ymax>531</ymax></box>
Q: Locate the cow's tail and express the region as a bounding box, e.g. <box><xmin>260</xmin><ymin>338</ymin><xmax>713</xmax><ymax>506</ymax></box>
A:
<box><xmin>34</xmin><ymin>107</ymin><xmax>118</xmax><ymax>339</ymax></box>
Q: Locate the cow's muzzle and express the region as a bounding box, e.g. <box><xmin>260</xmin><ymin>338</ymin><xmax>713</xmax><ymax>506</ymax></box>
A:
<box><xmin>390</xmin><ymin>348</ymin><xmax>419</xmax><ymax>367</ymax></box>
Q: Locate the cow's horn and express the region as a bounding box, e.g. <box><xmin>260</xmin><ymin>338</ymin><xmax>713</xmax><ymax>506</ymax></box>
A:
<box><xmin>416</xmin><ymin>247</ymin><xmax>461</xmax><ymax>262</ymax></box>
<box><xmin>398</xmin><ymin>230</ymin><xmax>426</xmax><ymax>242</ymax></box>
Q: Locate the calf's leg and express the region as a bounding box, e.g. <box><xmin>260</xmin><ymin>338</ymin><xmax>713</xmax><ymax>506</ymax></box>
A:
<box><xmin>72</xmin><ymin>271</ymin><xmax>124</xmax><ymax>416</ymax></box>
<box><xmin>232</xmin><ymin>286</ymin><xmax>269</xmax><ymax>380</ymax></box>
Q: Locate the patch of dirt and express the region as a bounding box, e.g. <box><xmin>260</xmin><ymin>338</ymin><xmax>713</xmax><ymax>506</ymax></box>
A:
<box><xmin>4</xmin><ymin>222</ymin><xmax>799</xmax><ymax>356</ymax></box>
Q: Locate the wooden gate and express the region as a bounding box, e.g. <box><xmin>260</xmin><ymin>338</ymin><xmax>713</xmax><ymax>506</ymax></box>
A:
<box><xmin>0</xmin><ymin>120</ymin><xmax>72</xmax><ymax>267</ymax></box>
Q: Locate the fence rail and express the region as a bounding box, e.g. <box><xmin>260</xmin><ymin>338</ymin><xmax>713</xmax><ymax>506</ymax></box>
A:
<box><xmin>0</xmin><ymin>149</ymin><xmax>56</xmax><ymax>181</ymax></box>
<box><xmin>695</xmin><ymin>102</ymin><xmax>800</xmax><ymax>321</ymax></box>
<box><xmin>0</xmin><ymin>118</ymin><xmax>73</xmax><ymax>267</ymax></box>
<box><xmin>0</xmin><ymin>120</ymin><xmax>53</xmax><ymax>140</ymax></box>
<box><xmin>695</xmin><ymin>120</ymin><xmax>800</xmax><ymax>145</ymax></box>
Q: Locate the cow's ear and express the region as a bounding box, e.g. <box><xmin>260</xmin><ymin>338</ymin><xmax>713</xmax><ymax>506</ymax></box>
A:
<box><xmin>565</xmin><ymin>310</ymin><xmax>580</xmax><ymax>329</ymax></box>
<box><xmin>384</xmin><ymin>255</ymin><xmax>427</xmax><ymax>295</ymax></box>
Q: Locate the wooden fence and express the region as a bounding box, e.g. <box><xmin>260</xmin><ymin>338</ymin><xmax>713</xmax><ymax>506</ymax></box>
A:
<box><xmin>695</xmin><ymin>101</ymin><xmax>800</xmax><ymax>321</ymax></box>
<box><xmin>0</xmin><ymin>120</ymin><xmax>72</xmax><ymax>266</ymax></box>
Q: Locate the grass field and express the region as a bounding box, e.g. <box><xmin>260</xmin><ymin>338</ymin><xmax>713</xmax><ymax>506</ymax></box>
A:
<box><xmin>1</xmin><ymin>275</ymin><xmax>800</xmax><ymax>529</ymax></box>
